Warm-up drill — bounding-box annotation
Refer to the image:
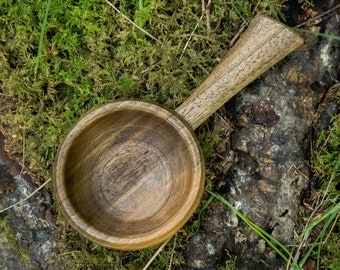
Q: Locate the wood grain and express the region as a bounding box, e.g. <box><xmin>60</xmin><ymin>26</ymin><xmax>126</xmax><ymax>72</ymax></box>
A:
<box><xmin>54</xmin><ymin>101</ymin><xmax>204</xmax><ymax>250</ymax></box>
<box><xmin>176</xmin><ymin>15</ymin><xmax>304</xmax><ymax>129</ymax></box>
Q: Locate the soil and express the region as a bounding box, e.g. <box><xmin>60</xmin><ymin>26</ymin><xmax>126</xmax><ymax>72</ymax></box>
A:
<box><xmin>0</xmin><ymin>1</ymin><xmax>339</xmax><ymax>269</ymax></box>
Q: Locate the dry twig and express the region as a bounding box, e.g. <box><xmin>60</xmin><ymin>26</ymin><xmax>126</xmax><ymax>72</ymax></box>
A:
<box><xmin>168</xmin><ymin>233</ymin><xmax>177</xmax><ymax>270</ymax></box>
<box><xmin>180</xmin><ymin>0</ymin><xmax>212</xmax><ymax>59</ymax></box>
<box><xmin>143</xmin><ymin>237</ymin><xmax>171</xmax><ymax>270</ymax></box>
<box><xmin>0</xmin><ymin>179</ymin><xmax>51</xmax><ymax>214</ymax></box>
<box><xmin>105</xmin><ymin>0</ymin><xmax>162</xmax><ymax>44</ymax></box>
<box><xmin>202</xmin><ymin>0</ymin><xmax>211</xmax><ymax>33</ymax></box>
<box><xmin>295</xmin><ymin>4</ymin><xmax>340</xmax><ymax>28</ymax></box>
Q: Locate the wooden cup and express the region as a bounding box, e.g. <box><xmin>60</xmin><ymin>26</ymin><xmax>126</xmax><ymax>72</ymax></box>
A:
<box><xmin>53</xmin><ymin>15</ymin><xmax>303</xmax><ymax>250</ymax></box>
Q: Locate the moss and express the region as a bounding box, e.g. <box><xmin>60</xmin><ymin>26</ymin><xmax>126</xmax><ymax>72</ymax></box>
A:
<box><xmin>222</xmin><ymin>256</ymin><xmax>237</xmax><ymax>270</ymax></box>
<box><xmin>313</xmin><ymin>85</ymin><xmax>340</xmax><ymax>199</ymax></box>
<box><xmin>0</xmin><ymin>215</ymin><xmax>30</xmax><ymax>264</ymax></box>
<box><xmin>309</xmin><ymin>85</ymin><xmax>340</xmax><ymax>269</ymax></box>
<box><xmin>0</xmin><ymin>0</ymin><xmax>292</xmax><ymax>268</ymax></box>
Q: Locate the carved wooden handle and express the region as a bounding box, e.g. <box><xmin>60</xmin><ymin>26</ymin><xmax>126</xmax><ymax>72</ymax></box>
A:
<box><xmin>176</xmin><ymin>15</ymin><xmax>303</xmax><ymax>130</ymax></box>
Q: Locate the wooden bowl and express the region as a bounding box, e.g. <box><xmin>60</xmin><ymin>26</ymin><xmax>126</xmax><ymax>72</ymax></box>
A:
<box><xmin>53</xmin><ymin>101</ymin><xmax>205</xmax><ymax>250</ymax></box>
<box><xmin>53</xmin><ymin>15</ymin><xmax>303</xmax><ymax>250</ymax></box>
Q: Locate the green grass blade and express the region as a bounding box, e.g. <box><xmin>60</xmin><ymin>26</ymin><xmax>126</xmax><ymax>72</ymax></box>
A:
<box><xmin>317</xmin><ymin>211</ymin><xmax>340</xmax><ymax>270</ymax></box>
<box><xmin>265</xmin><ymin>0</ymin><xmax>279</xmax><ymax>21</ymax></box>
<box><xmin>298</xmin><ymin>209</ymin><xmax>339</xmax><ymax>269</ymax></box>
<box><xmin>292</xmin><ymin>28</ymin><xmax>340</xmax><ymax>41</ymax></box>
<box><xmin>232</xmin><ymin>1</ymin><xmax>247</xmax><ymax>24</ymax></box>
<box><xmin>300</xmin><ymin>201</ymin><xmax>340</xmax><ymax>238</ymax></box>
<box><xmin>34</xmin><ymin>0</ymin><xmax>52</xmax><ymax>75</ymax></box>
<box><xmin>251</xmin><ymin>223</ymin><xmax>291</xmax><ymax>258</ymax></box>
<box><xmin>265</xmin><ymin>0</ymin><xmax>285</xmax><ymax>22</ymax></box>
<box><xmin>208</xmin><ymin>191</ymin><xmax>289</xmax><ymax>252</ymax></box>
<box><xmin>207</xmin><ymin>191</ymin><xmax>298</xmax><ymax>267</ymax></box>
<box><xmin>195</xmin><ymin>195</ymin><xmax>215</xmax><ymax>234</ymax></box>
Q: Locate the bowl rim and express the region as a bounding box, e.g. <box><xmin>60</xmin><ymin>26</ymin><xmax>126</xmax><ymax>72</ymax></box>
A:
<box><xmin>53</xmin><ymin>100</ymin><xmax>205</xmax><ymax>250</ymax></box>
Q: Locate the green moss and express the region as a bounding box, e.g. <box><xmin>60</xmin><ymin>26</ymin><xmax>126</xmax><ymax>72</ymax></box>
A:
<box><xmin>311</xmin><ymin>86</ymin><xmax>340</xmax><ymax>269</ymax></box>
<box><xmin>313</xmin><ymin>88</ymin><xmax>340</xmax><ymax>200</ymax></box>
<box><xmin>135</xmin><ymin>7</ymin><xmax>152</xmax><ymax>28</ymax></box>
<box><xmin>0</xmin><ymin>0</ymin><xmax>291</xmax><ymax>268</ymax></box>
<box><xmin>0</xmin><ymin>215</ymin><xmax>30</xmax><ymax>264</ymax></box>
<box><xmin>222</xmin><ymin>256</ymin><xmax>237</xmax><ymax>270</ymax></box>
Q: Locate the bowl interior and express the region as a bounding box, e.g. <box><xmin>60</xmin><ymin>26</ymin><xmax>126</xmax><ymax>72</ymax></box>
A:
<box><xmin>54</xmin><ymin>101</ymin><xmax>204</xmax><ymax>249</ymax></box>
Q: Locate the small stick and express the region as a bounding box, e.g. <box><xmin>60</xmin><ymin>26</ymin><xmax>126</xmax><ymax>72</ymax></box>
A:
<box><xmin>322</xmin><ymin>211</ymin><xmax>339</xmax><ymax>245</ymax></box>
<box><xmin>295</xmin><ymin>4</ymin><xmax>340</xmax><ymax>28</ymax></box>
<box><xmin>0</xmin><ymin>179</ymin><xmax>51</xmax><ymax>213</ymax></box>
<box><xmin>203</xmin><ymin>0</ymin><xmax>211</xmax><ymax>33</ymax></box>
<box><xmin>168</xmin><ymin>233</ymin><xmax>177</xmax><ymax>270</ymax></box>
<box><xmin>105</xmin><ymin>0</ymin><xmax>162</xmax><ymax>44</ymax></box>
<box><xmin>19</xmin><ymin>136</ymin><xmax>25</xmax><ymax>180</ymax></box>
<box><xmin>0</xmin><ymin>93</ymin><xmax>13</xmax><ymax>97</ymax></box>
<box><xmin>180</xmin><ymin>0</ymin><xmax>211</xmax><ymax>59</ymax></box>
<box><xmin>229</xmin><ymin>23</ymin><xmax>247</xmax><ymax>48</ymax></box>
<box><xmin>180</xmin><ymin>14</ymin><xmax>204</xmax><ymax>59</ymax></box>
<box><xmin>143</xmin><ymin>237</ymin><xmax>171</xmax><ymax>270</ymax></box>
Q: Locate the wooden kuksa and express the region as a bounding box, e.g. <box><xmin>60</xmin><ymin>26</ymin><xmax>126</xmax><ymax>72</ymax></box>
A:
<box><xmin>53</xmin><ymin>15</ymin><xmax>303</xmax><ymax>250</ymax></box>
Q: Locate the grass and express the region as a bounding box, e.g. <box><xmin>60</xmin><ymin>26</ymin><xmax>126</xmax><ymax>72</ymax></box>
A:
<box><xmin>0</xmin><ymin>0</ymin><xmax>338</xmax><ymax>269</ymax></box>
<box><xmin>309</xmin><ymin>85</ymin><xmax>340</xmax><ymax>269</ymax></box>
<box><xmin>293</xmin><ymin>28</ymin><xmax>340</xmax><ymax>41</ymax></box>
<box><xmin>34</xmin><ymin>0</ymin><xmax>52</xmax><ymax>75</ymax></box>
<box><xmin>208</xmin><ymin>192</ymin><xmax>298</xmax><ymax>266</ymax></box>
<box><xmin>206</xmin><ymin>190</ymin><xmax>340</xmax><ymax>269</ymax></box>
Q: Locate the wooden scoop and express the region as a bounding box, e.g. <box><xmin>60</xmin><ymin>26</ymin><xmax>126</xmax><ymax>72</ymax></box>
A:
<box><xmin>53</xmin><ymin>15</ymin><xmax>303</xmax><ymax>250</ymax></box>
